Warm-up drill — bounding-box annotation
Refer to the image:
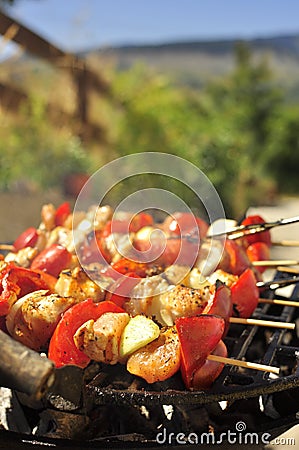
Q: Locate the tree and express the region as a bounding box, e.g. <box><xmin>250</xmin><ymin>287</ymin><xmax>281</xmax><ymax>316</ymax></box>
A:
<box><xmin>194</xmin><ymin>42</ymin><xmax>282</xmax><ymax>215</ymax></box>
<box><xmin>264</xmin><ymin>105</ymin><xmax>299</xmax><ymax>193</ymax></box>
<box><xmin>108</xmin><ymin>47</ymin><xmax>284</xmax><ymax>216</ymax></box>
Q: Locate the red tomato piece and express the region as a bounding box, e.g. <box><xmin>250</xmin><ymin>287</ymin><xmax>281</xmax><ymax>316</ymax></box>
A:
<box><xmin>129</xmin><ymin>212</ymin><xmax>154</xmax><ymax>233</ymax></box>
<box><xmin>241</xmin><ymin>215</ymin><xmax>271</xmax><ymax>247</ymax></box>
<box><xmin>13</xmin><ymin>227</ymin><xmax>39</xmax><ymax>251</ymax></box>
<box><xmin>105</xmin><ymin>272</ymin><xmax>141</xmax><ymax>307</ymax></box>
<box><xmin>81</xmin><ymin>221</ymin><xmax>131</xmax><ymax>265</ymax></box>
<box><xmin>231</xmin><ymin>268</ymin><xmax>259</xmax><ymax>318</ymax></box>
<box><xmin>224</xmin><ymin>239</ymin><xmax>251</xmax><ymax>276</ymax></box>
<box><xmin>176</xmin><ymin>314</ymin><xmax>225</xmax><ymax>389</ymax></box>
<box><xmin>55</xmin><ymin>202</ymin><xmax>71</xmax><ymax>226</ymax></box>
<box><xmin>246</xmin><ymin>241</ymin><xmax>271</xmax><ymax>273</ymax></box>
<box><xmin>162</xmin><ymin>212</ymin><xmax>209</xmax><ymax>240</ymax></box>
<box><xmin>102</xmin><ymin>219</ymin><xmax>129</xmax><ymax>237</ymax></box>
<box><xmin>132</xmin><ymin>229</ymin><xmax>166</xmax><ymax>263</ymax></box>
<box><xmin>48</xmin><ymin>299</ymin><xmax>124</xmax><ymax>368</ymax></box>
<box><xmin>31</xmin><ymin>244</ymin><xmax>72</xmax><ymax>277</ymax></box>
<box><xmin>111</xmin><ymin>258</ymin><xmax>149</xmax><ymax>277</ymax></box>
<box><xmin>153</xmin><ymin>237</ymin><xmax>200</xmax><ymax>268</ymax></box>
<box><xmin>80</xmin><ymin>231</ymin><xmax>112</xmax><ymax>265</ymax></box>
<box><xmin>192</xmin><ymin>339</ymin><xmax>227</xmax><ymax>389</ymax></box>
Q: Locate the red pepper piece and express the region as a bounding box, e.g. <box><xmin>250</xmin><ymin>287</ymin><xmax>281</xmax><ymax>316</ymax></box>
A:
<box><xmin>0</xmin><ymin>263</ymin><xmax>56</xmax><ymax>316</ymax></box>
<box><xmin>231</xmin><ymin>268</ymin><xmax>259</xmax><ymax>318</ymax></box>
<box><xmin>192</xmin><ymin>339</ymin><xmax>227</xmax><ymax>389</ymax></box>
<box><xmin>48</xmin><ymin>299</ymin><xmax>124</xmax><ymax>368</ymax></box>
<box><xmin>31</xmin><ymin>244</ymin><xmax>72</xmax><ymax>277</ymax></box>
<box><xmin>176</xmin><ymin>314</ymin><xmax>225</xmax><ymax>389</ymax></box>
<box><xmin>203</xmin><ymin>282</ymin><xmax>232</xmax><ymax>334</ymax></box>
<box><xmin>224</xmin><ymin>239</ymin><xmax>251</xmax><ymax>276</ymax></box>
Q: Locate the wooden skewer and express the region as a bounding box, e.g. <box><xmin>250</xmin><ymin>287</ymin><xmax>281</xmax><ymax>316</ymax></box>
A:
<box><xmin>259</xmin><ymin>298</ymin><xmax>299</xmax><ymax>308</ymax></box>
<box><xmin>229</xmin><ymin>317</ymin><xmax>295</xmax><ymax>330</ymax></box>
<box><xmin>252</xmin><ymin>260</ymin><xmax>299</xmax><ymax>267</ymax></box>
<box><xmin>272</xmin><ymin>240</ymin><xmax>299</xmax><ymax>247</ymax></box>
<box><xmin>207</xmin><ymin>354</ymin><xmax>280</xmax><ymax>375</ymax></box>
<box><xmin>0</xmin><ymin>244</ymin><xmax>14</xmax><ymax>251</ymax></box>
<box><xmin>276</xmin><ymin>266</ymin><xmax>299</xmax><ymax>275</ymax></box>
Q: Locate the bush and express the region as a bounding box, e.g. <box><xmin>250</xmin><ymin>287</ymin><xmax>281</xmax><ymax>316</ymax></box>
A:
<box><xmin>0</xmin><ymin>96</ymin><xmax>93</xmax><ymax>191</ymax></box>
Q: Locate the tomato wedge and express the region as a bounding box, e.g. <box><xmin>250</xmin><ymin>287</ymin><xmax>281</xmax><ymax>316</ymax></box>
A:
<box><xmin>55</xmin><ymin>202</ymin><xmax>71</xmax><ymax>226</ymax></box>
<box><xmin>80</xmin><ymin>231</ymin><xmax>112</xmax><ymax>265</ymax></box>
<box><xmin>176</xmin><ymin>314</ymin><xmax>225</xmax><ymax>389</ymax></box>
<box><xmin>31</xmin><ymin>244</ymin><xmax>72</xmax><ymax>277</ymax></box>
<box><xmin>231</xmin><ymin>268</ymin><xmax>259</xmax><ymax>318</ymax></box>
<box><xmin>105</xmin><ymin>272</ymin><xmax>141</xmax><ymax>307</ymax></box>
<box><xmin>48</xmin><ymin>299</ymin><xmax>124</xmax><ymax>368</ymax></box>
<box><xmin>246</xmin><ymin>241</ymin><xmax>271</xmax><ymax>273</ymax></box>
<box><xmin>158</xmin><ymin>237</ymin><xmax>200</xmax><ymax>267</ymax></box>
<box><xmin>241</xmin><ymin>215</ymin><xmax>271</xmax><ymax>247</ymax></box>
<box><xmin>13</xmin><ymin>227</ymin><xmax>39</xmax><ymax>251</ymax></box>
<box><xmin>162</xmin><ymin>212</ymin><xmax>209</xmax><ymax>240</ymax></box>
<box><xmin>111</xmin><ymin>258</ymin><xmax>149</xmax><ymax>277</ymax></box>
<box><xmin>129</xmin><ymin>212</ymin><xmax>154</xmax><ymax>232</ymax></box>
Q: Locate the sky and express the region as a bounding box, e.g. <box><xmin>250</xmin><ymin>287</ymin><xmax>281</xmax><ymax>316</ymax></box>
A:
<box><xmin>2</xmin><ymin>0</ymin><xmax>299</xmax><ymax>53</ymax></box>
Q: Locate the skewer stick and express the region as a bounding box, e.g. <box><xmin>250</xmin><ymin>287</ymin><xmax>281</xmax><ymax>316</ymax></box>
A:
<box><xmin>0</xmin><ymin>244</ymin><xmax>14</xmax><ymax>251</ymax></box>
<box><xmin>207</xmin><ymin>354</ymin><xmax>280</xmax><ymax>375</ymax></box>
<box><xmin>272</xmin><ymin>240</ymin><xmax>299</xmax><ymax>247</ymax></box>
<box><xmin>208</xmin><ymin>216</ymin><xmax>299</xmax><ymax>240</ymax></box>
<box><xmin>229</xmin><ymin>317</ymin><xmax>295</xmax><ymax>330</ymax></box>
<box><xmin>252</xmin><ymin>260</ymin><xmax>299</xmax><ymax>267</ymax></box>
<box><xmin>257</xmin><ymin>276</ymin><xmax>299</xmax><ymax>290</ymax></box>
<box><xmin>276</xmin><ymin>266</ymin><xmax>299</xmax><ymax>275</ymax></box>
<box><xmin>259</xmin><ymin>298</ymin><xmax>299</xmax><ymax>308</ymax></box>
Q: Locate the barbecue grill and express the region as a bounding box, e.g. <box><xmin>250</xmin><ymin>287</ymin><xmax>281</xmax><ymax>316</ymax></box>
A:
<box><xmin>2</xmin><ymin>202</ymin><xmax>299</xmax><ymax>450</ymax></box>
<box><xmin>1</xmin><ymin>265</ymin><xmax>299</xmax><ymax>449</ymax></box>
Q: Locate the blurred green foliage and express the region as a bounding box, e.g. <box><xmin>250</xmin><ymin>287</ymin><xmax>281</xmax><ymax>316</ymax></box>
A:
<box><xmin>1</xmin><ymin>43</ymin><xmax>299</xmax><ymax>217</ymax></box>
<box><xmin>0</xmin><ymin>96</ymin><xmax>93</xmax><ymax>191</ymax></box>
<box><xmin>110</xmin><ymin>43</ymin><xmax>289</xmax><ymax>216</ymax></box>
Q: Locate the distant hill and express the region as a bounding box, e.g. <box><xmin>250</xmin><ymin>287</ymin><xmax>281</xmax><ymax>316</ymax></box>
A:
<box><xmin>2</xmin><ymin>33</ymin><xmax>299</xmax><ymax>99</ymax></box>
<box><xmin>87</xmin><ymin>34</ymin><xmax>299</xmax><ymax>94</ymax></box>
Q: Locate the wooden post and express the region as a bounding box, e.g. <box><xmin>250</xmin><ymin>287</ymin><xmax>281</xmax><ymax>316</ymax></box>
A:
<box><xmin>72</xmin><ymin>58</ymin><xmax>90</xmax><ymax>140</ymax></box>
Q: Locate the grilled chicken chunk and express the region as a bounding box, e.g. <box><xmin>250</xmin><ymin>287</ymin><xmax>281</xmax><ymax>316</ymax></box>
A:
<box><xmin>6</xmin><ymin>290</ymin><xmax>78</xmax><ymax>351</ymax></box>
<box><xmin>74</xmin><ymin>312</ymin><xmax>130</xmax><ymax>364</ymax></box>
<box><xmin>55</xmin><ymin>267</ymin><xmax>106</xmax><ymax>302</ymax></box>
<box><xmin>127</xmin><ymin>327</ymin><xmax>181</xmax><ymax>383</ymax></box>
<box><xmin>157</xmin><ymin>284</ymin><xmax>212</xmax><ymax>326</ymax></box>
<box><xmin>126</xmin><ymin>281</ymin><xmax>212</xmax><ymax>327</ymax></box>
